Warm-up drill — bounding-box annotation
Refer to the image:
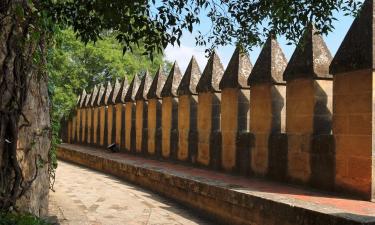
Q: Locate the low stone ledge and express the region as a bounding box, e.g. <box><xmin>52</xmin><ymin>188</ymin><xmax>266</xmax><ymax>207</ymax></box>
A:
<box><xmin>57</xmin><ymin>143</ymin><xmax>375</xmax><ymax>225</ymax></box>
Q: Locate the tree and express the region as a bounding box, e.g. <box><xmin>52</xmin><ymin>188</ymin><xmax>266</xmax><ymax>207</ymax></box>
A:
<box><xmin>49</xmin><ymin>28</ymin><xmax>169</xmax><ymax>121</ymax></box>
<box><xmin>48</xmin><ymin>28</ymin><xmax>171</xmax><ymax>174</ymax></box>
<box><xmin>43</xmin><ymin>0</ymin><xmax>363</xmax><ymax>53</ymax></box>
<box><xmin>0</xmin><ymin>0</ymin><xmax>364</xmax><ymax>215</ymax></box>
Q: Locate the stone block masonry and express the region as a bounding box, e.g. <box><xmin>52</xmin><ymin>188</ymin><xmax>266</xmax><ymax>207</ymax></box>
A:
<box><xmin>146</xmin><ymin>66</ymin><xmax>166</xmax><ymax>157</ymax></box>
<box><xmin>196</xmin><ymin>50</ymin><xmax>224</xmax><ymax>168</ymax></box>
<box><xmin>330</xmin><ymin>0</ymin><xmax>375</xmax><ymax>200</ymax></box>
<box><xmin>87</xmin><ymin>85</ymin><xmax>99</xmax><ymax>145</ymax></box>
<box><xmin>82</xmin><ymin>90</ymin><xmax>92</xmax><ymax>144</ymax></box>
<box><xmin>106</xmin><ymin>80</ymin><xmax>120</xmax><ymax>146</ymax></box>
<box><xmin>124</xmin><ymin>75</ymin><xmax>140</xmax><ymax>153</ymax></box>
<box><xmin>161</xmin><ymin>62</ymin><xmax>182</xmax><ymax>159</ymax></box>
<box><xmin>135</xmin><ymin>72</ymin><xmax>152</xmax><ymax>155</ymax></box>
<box><xmin>177</xmin><ymin>57</ymin><xmax>201</xmax><ymax>162</ymax></box>
<box><xmin>219</xmin><ymin>47</ymin><xmax>252</xmax><ymax>173</ymax></box>
<box><xmin>93</xmin><ymin>84</ymin><xmax>105</xmax><ymax>146</ymax></box>
<box><xmin>249</xmin><ymin>36</ymin><xmax>287</xmax><ymax>176</ymax></box>
<box><xmin>283</xmin><ymin>25</ymin><xmax>333</xmax><ymax>185</ymax></box>
<box><xmin>61</xmin><ymin>0</ymin><xmax>375</xmax><ymax>203</ymax></box>
<box><xmin>114</xmin><ymin>79</ymin><xmax>129</xmax><ymax>151</ymax></box>
<box><xmin>100</xmin><ymin>82</ymin><xmax>113</xmax><ymax>147</ymax></box>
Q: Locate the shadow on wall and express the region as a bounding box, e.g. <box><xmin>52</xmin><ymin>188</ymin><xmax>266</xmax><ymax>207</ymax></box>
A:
<box><xmin>310</xmin><ymin>81</ymin><xmax>335</xmax><ymax>191</ymax></box>
<box><xmin>268</xmin><ymin>85</ymin><xmax>287</xmax><ymax>181</ymax></box>
<box><xmin>170</xmin><ymin>98</ymin><xmax>179</xmax><ymax>160</ymax></box>
<box><xmin>236</xmin><ymin>89</ymin><xmax>251</xmax><ymax>176</ymax></box>
<box><xmin>266</xmin><ymin>81</ymin><xmax>335</xmax><ymax>192</ymax></box>
<box><xmin>188</xmin><ymin>96</ymin><xmax>198</xmax><ymax>163</ymax></box>
<box><xmin>210</xmin><ymin>93</ymin><xmax>222</xmax><ymax>170</ymax></box>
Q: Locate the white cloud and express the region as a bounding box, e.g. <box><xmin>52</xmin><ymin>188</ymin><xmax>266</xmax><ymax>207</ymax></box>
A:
<box><xmin>164</xmin><ymin>45</ymin><xmax>208</xmax><ymax>73</ymax></box>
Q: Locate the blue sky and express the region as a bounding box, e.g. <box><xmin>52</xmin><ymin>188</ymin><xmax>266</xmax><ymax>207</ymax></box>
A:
<box><xmin>164</xmin><ymin>11</ymin><xmax>356</xmax><ymax>72</ymax></box>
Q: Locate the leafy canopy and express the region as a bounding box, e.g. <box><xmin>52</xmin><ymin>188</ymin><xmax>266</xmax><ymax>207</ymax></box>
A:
<box><xmin>40</xmin><ymin>0</ymin><xmax>363</xmax><ymax>56</ymax></box>
<box><xmin>48</xmin><ymin>28</ymin><xmax>169</xmax><ymax>121</ymax></box>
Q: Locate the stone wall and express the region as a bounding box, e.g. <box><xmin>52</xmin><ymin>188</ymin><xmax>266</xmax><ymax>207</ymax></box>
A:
<box><xmin>62</xmin><ymin>1</ymin><xmax>375</xmax><ymax>201</ymax></box>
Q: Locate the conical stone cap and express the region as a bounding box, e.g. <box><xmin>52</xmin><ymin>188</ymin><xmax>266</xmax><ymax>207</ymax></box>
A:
<box><xmin>283</xmin><ymin>25</ymin><xmax>332</xmax><ymax>81</ymax></box>
<box><xmin>330</xmin><ymin>0</ymin><xmax>374</xmax><ymax>74</ymax></box>
<box><xmin>196</xmin><ymin>50</ymin><xmax>225</xmax><ymax>93</ymax></box>
<box><xmin>147</xmin><ymin>66</ymin><xmax>167</xmax><ymax>99</ymax></box>
<box><xmin>135</xmin><ymin>71</ymin><xmax>153</xmax><ymax>100</ymax></box>
<box><xmin>94</xmin><ymin>84</ymin><xmax>105</xmax><ymax>107</ymax></box>
<box><xmin>178</xmin><ymin>56</ymin><xmax>201</xmax><ymax>95</ymax></box>
<box><xmin>79</xmin><ymin>89</ymin><xmax>87</xmax><ymax>108</ymax></box>
<box><xmin>219</xmin><ymin>47</ymin><xmax>253</xmax><ymax>89</ymax></box>
<box><xmin>114</xmin><ymin>78</ymin><xmax>129</xmax><ymax>104</ymax></box>
<box><xmin>99</xmin><ymin>82</ymin><xmax>113</xmax><ymax>106</ymax></box>
<box><xmin>90</xmin><ymin>85</ymin><xmax>99</xmax><ymax>107</ymax></box>
<box><xmin>249</xmin><ymin>36</ymin><xmax>287</xmax><ymax>85</ymax></box>
<box><xmin>84</xmin><ymin>92</ymin><xmax>92</xmax><ymax>108</ymax></box>
<box><xmin>108</xmin><ymin>79</ymin><xmax>121</xmax><ymax>105</ymax></box>
<box><xmin>161</xmin><ymin>62</ymin><xmax>183</xmax><ymax>97</ymax></box>
<box><xmin>124</xmin><ymin>75</ymin><xmax>141</xmax><ymax>102</ymax></box>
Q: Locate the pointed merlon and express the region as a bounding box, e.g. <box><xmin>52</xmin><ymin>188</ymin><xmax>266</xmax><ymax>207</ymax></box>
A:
<box><xmin>178</xmin><ymin>56</ymin><xmax>202</xmax><ymax>95</ymax></box>
<box><xmin>84</xmin><ymin>92</ymin><xmax>92</xmax><ymax>108</ymax></box>
<box><xmin>104</xmin><ymin>82</ymin><xmax>113</xmax><ymax>105</ymax></box>
<box><xmin>283</xmin><ymin>25</ymin><xmax>333</xmax><ymax>81</ymax></box>
<box><xmin>99</xmin><ymin>82</ymin><xmax>113</xmax><ymax>106</ymax></box>
<box><xmin>219</xmin><ymin>47</ymin><xmax>253</xmax><ymax>89</ymax></box>
<box><xmin>94</xmin><ymin>84</ymin><xmax>105</xmax><ymax>107</ymax></box>
<box><xmin>330</xmin><ymin>0</ymin><xmax>373</xmax><ymax>74</ymax></box>
<box><xmin>115</xmin><ymin>78</ymin><xmax>129</xmax><ymax>104</ymax></box>
<box><xmin>161</xmin><ymin>61</ymin><xmax>183</xmax><ymax>97</ymax></box>
<box><xmin>124</xmin><ymin>74</ymin><xmax>141</xmax><ymax>102</ymax></box>
<box><xmin>90</xmin><ymin>85</ymin><xmax>99</xmax><ymax>107</ymax></box>
<box><xmin>135</xmin><ymin>71</ymin><xmax>153</xmax><ymax>100</ymax></box>
<box><xmin>249</xmin><ymin>36</ymin><xmax>288</xmax><ymax>85</ymax></box>
<box><xmin>147</xmin><ymin>66</ymin><xmax>167</xmax><ymax>99</ymax></box>
<box><xmin>196</xmin><ymin>50</ymin><xmax>225</xmax><ymax>93</ymax></box>
<box><xmin>109</xmin><ymin>79</ymin><xmax>121</xmax><ymax>105</ymax></box>
<box><xmin>79</xmin><ymin>89</ymin><xmax>87</xmax><ymax>108</ymax></box>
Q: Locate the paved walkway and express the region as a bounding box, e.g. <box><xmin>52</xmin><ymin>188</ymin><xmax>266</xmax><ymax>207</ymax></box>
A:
<box><xmin>48</xmin><ymin>161</ymin><xmax>213</xmax><ymax>225</ymax></box>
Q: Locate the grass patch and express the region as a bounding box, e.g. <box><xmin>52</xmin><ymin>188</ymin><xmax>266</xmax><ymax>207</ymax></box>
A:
<box><xmin>0</xmin><ymin>212</ymin><xmax>51</xmax><ymax>225</ymax></box>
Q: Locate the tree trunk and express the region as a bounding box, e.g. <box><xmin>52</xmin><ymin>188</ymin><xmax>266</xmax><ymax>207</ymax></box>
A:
<box><xmin>16</xmin><ymin>65</ymin><xmax>50</xmax><ymax>217</ymax></box>
<box><xmin>0</xmin><ymin>1</ymin><xmax>50</xmax><ymax>216</ymax></box>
